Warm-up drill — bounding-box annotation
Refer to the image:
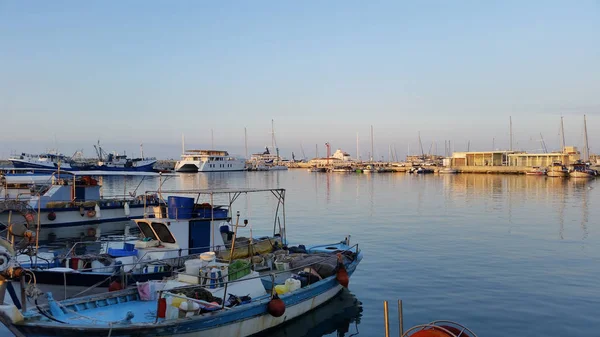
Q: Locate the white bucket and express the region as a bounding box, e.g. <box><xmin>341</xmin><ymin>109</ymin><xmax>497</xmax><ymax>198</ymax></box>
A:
<box><xmin>185</xmin><ymin>259</ymin><xmax>205</xmax><ymax>276</ymax></box>
<box><xmin>200</xmin><ymin>252</ymin><xmax>216</xmax><ymax>263</ymax></box>
<box><xmin>285</xmin><ymin>278</ymin><xmax>301</xmax><ymax>292</ymax></box>
<box><xmin>91</xmin><ymin>260</ymin><xmax>112</xmax><ymax>273</ymax></box>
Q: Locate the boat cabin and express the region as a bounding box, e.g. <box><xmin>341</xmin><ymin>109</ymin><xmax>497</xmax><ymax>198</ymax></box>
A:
<box><xmin>132</xmin><ymin>217</ymin><xmax>228</xmax><ymax>261</ymax></box>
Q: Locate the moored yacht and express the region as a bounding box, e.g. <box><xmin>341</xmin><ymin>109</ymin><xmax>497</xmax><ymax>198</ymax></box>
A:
<box><xmin>248</xmin><ymin>147</ymin><xmax>288</xmax><ymax>171</ymax></box>
<box><xmin>175</xmin><ymin>150</ymin><xmax>246</xmax><ymax>173</ymax></box>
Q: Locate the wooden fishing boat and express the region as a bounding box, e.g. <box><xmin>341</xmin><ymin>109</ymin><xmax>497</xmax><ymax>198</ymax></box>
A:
<box><xmin>546</xmin><ymin>162</ymin><xmax>569</xmax><ymax>177</ymax></box>
<box><xmin>525</xmin><ymin>166</ymin><xmax>546</xmax><ymax>176</ymax></box>
<box><xmin>569</xmin><ymin>162</ymin><xmax>597</xmax><ymax>179</ymax></box>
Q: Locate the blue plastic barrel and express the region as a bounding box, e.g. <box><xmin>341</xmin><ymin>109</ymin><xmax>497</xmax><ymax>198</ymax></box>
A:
<box><xmin>167</xmin><ymin>196</ymin><xmax>195</xmax><ymax>219</ymax></box>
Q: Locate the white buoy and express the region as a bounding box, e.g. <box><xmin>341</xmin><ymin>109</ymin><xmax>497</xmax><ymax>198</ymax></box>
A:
<box><xmin>124</xmin><ymin>202</ymin><xmax>130</xmax><ymax>216</ymax></box>
<box><xmin>94</xmin><ymin>204</ymin><xmax>101</xmax><ymax>218</ymax></box>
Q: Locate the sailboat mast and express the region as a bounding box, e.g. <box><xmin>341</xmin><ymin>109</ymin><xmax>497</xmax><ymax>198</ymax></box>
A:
<box><xmin>370</xmin><ymin>125</ymin><xmax>374</xmax><ymax>162</ymax></box>
<box><xmin>181</xmin><ymin>134</ymin><xmax>185</xmax><ymax>155</ymax></box>
<box><xmin>560</xmin><ymin>116</ymin><xmax>566</xmax><ymax>153</ymax></box>
<box><xmin>509</xmin><ymin>116</ymin><xmax>513</xmax><ymax>151</ymax></box>
<box><xmin>583</xmin><ymin>115</ymin><xmax>589</xmax><ymax>162</ymax></box>
<box><xmin>271</xmin><ymin>119</ymin><xmax>275</xmax><ymax>151</ymax></box>
<box><xmin>418</xmin><ymin>132</ymin><xmax>424</xmax><ymax>158</ymax></box>
<box><xmin>244</xmin><ymin>127</ymin><xmax>248</xmax><ymax>160</ymax></box>
<box><xmin>356</xmin><ymin>132</ymin><xmax>359</xmax><ymax>161</ymax></box>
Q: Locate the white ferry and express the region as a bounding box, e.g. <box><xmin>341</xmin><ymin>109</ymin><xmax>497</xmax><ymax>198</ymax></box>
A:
<box><xmin>175</xmin><ymin>150</ymin><xmax>246</xmax><ymax>172</ymax></box>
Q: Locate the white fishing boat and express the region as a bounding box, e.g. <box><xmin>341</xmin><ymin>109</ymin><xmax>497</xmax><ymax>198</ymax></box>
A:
<box><xmin>0</xmin><ymin>171</ymin><xmax>159</xmax><ymax>242</ymax></box>
<box><xmin>175</xmin><ymin>150</ymin><xmax>246</xmax><ymax>173</ymax></box>
<box><xmin>9</xmin><ymin>152</ymin><xmax>75</xmax><ymax>171</ymax></box>
<box><xmin>0</xmin><ymin>188</ymin><xmax>362</xmax><ymax>337</ymax></box>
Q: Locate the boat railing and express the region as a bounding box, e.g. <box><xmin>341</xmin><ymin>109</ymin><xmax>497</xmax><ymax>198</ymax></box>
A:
<box><xmin>49</xmin><ymin>238</ymin><xmax>272</xmax><ymax>272</ymax></box>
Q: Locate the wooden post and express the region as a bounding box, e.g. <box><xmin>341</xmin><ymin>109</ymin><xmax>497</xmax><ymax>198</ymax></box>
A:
<box><xmin>398</xmin><ymin>300</ymin><xmax>403</xmax><ymax>336</ymax></box>
<box><xmin>384</xmin><ymin>300</ymin><xmax>390</xmax><ymax>337</ymax></box>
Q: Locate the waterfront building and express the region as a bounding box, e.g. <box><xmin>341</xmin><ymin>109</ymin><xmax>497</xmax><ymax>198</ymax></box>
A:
<box><xmin>507</xmin><ymin>146</ymin><xmax>580</xmax><ymax>167</ymax></box>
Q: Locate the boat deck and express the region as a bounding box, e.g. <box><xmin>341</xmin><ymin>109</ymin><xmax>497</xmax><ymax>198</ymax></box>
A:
<box><xmin>60</xmin><ymin>299</ymin><xmax>156</xmax><ymax>325</ymax></box>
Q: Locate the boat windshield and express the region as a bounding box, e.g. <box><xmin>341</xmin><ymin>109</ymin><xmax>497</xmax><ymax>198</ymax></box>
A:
<box><xmin>151</xmin><ymin>222</ymin><xmax>176</xmax><ymax>244</ymax></box>
<box><xmin>138</xmin><ymin>222</ymin><xmax>158</xmax><ymax>240</ymax></box>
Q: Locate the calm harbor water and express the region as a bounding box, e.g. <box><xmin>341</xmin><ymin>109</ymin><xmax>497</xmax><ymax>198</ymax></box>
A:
<box><xmin>5</xmin><ymin>170</ymin><xmax>600</xmax><ymax>336</ymax></box>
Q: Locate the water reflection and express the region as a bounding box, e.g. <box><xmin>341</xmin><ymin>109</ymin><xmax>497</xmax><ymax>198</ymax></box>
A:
<box><xmin>253</xmin><ymin>289</ymin><xmax>362</xmax><ymax>337</ymax></box>
<box><xmin>440</xmin><ymin>174</ymin><xmax>597</xmax><ymax>240</ymax></box>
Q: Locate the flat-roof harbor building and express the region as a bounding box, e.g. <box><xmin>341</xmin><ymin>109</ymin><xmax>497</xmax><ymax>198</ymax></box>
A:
<box><xmin>507</xmin><ymin>146</ymin><xmax>580</xmax><ymax>167</ymax></box>
<box><xmin>450</xmin><ymin>147</ymin><xmax>581</xmax><ymax>168</ymax></box>
<box><xmin>450</xmin><ymin>151</ymin><xmax>519</xmax><ymax>167</ymax></box>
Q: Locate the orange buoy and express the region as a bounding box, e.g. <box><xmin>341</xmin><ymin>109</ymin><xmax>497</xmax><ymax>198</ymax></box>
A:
<box><xmin>411</xmin><ymin>329</ymin><xmax>452</xmax><ymax>337</ymax></box>
<box><xmin>336</xmin><ymin>253</ymin><xmax>349</xmax><ymax>288</ymax></box>
<box><xmin>267</xmin><ymin>293</ymin><xmax>285</xmax><ymax>317</ymax></box>
<box><xmin>87</xmin><ymin>210</ymin><xmax>96</xmax><ymax>218</ymax></box>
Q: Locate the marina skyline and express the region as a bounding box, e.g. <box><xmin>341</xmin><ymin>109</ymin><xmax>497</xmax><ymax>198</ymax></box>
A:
<box><xmin>0</xmin><ymin>114</ymin><xmax>597</xmax><ymax>161</ymax></box>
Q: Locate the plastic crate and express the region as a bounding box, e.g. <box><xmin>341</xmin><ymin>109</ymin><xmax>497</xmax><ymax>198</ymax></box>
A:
<box><xmin>228</xmin><ymin>260</ymin><xmax>251</xmax><ymax>281</ymax></box>
<box><xmin>108</xmin><ymin>248</ymin><xmax>138</xmax><ymax>257</ymax></box>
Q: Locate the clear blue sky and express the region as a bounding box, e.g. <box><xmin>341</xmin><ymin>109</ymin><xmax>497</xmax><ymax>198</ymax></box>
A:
<box><xmin>1</xmin><ymin>1</ymin><xmax>598</xmax><ymax>160</ymax></box>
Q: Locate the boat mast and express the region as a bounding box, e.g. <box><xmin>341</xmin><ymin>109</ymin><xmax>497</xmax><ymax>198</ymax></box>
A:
<box><xmin>418</xmin><ymin>132</ymin><xmax>424</xmax><ymax>159</ymax></box>
<box><xmin>244</xmin><ymin>127</ymin><xmax>248</xmax><ymax>160</ymax></box>
<box><xmin>509</xmin><ymin>116</ymin><xmax>513</xmax><ymax>151</ymax></box>
<box><xmin>560</xmin><ymin>116</ymin><xmax>566</xmax><ymax>153</ymax></box>
<box><xmin>356</xmin><ymin>132</ymin><xmax>359</xmax><ymax>162</ymax></box>
<box><xmin>370</xmin><ymin>125</ymin><xmax>374</xmax><ymax>163</ymax></box>
<box><xmin>583</xmin><ymin>114</ymin><xmax>589</xmax><ymax>162</ymax></box>
<box><xmin>181</xmin><ymin>134</ymin><xmax>185</xmax><ymax>154</ymax></box>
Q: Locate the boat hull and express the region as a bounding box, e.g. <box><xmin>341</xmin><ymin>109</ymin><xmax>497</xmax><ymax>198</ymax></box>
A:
<box><xmin>84</xmin><ymin>161</ymin><xmax>157</xmax><ymax>172</ymax></box>
<box><xmin>9</xmin><ymin>160</ymin><xmax>74</xmax><ymax>171</ymax></box>
<box><xmin>9</xmin><ymin>256</ymin><xmax>361</xmax><ymax>337</ymax></box>
<box><xmin>570</xmin><ymin>171</ymin><xmax>595</xmax><ymax>179</ymax></box>
<box><xmin>30</xmin><ymin>269</ymin><xmax>172</xmax><ymax>287</ymax></box>
<box><xmin>547</xmin><ymin>171</ymin><xmax>568</xmax><ymax>177</ymax></box>
<box><xmin>0</xmin><ymin>204</ymin><xmax>149</xmax><ymax>242</ymax></box>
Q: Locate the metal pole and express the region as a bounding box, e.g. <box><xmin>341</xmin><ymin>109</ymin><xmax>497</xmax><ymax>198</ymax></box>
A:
<box><xmin>63</xmin><ymin>272</ymin><xmax>67</xmax><ymax>299</ymax></box>
<box><xmin>20</xmin><ymin>276</ymin><xmax>26</xmax><ymax>311</ymax></box>
<box><xmin>383</xmin><ymin>300</ymin><xmax>390</xmax><ymax>337</ymax></box>
<box><xmin>398</xmin><ymin>300</ymin><xmax>403</xmax><ymax>336</ymax></box>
